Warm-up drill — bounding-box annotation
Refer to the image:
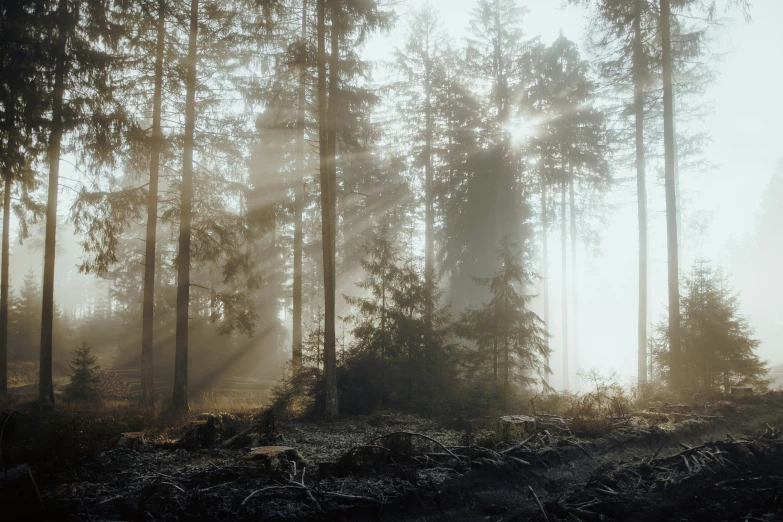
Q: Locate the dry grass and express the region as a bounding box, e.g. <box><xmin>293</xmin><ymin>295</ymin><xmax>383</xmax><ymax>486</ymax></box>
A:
<box><xmin>191</xmin><ymin>390</ymin><xmax>268</xmax><ymax>415</ymax></box>
<box><xmin>526</xmin><ymin>371</ymin><xmax>698</xmax><ymax>438</ymax></box>
<box><xmin>7</xmin><ymin>361</ymin><xmax>39</xmax><ymax>387</ymax></box>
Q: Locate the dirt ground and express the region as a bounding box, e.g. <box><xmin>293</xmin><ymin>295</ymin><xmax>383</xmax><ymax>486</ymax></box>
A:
<box><xmin>3</xmin><ymin>393</ymin><xmax>783</xmax><ymax>521</ymax></box>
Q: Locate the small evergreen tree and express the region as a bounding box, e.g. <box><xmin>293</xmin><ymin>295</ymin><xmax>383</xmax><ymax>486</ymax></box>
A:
<box><xmin>655</xmin><ymin>258</ymin><xmax>767</xmax><ymax>391</ymax></box>
<box><xmin>9</xmin><ymin>270</ymin><xmax>41</xmax><ymax>361</ymax></box>
<box><xmin>340</xmin><ymin>223</ymin><xmax>456</xmax><ymax>412</ymax></box>
<box><xmin>63</xmin><ymin>342</ymin><xmax>101</xmax><ymax>402</ymax></box>
<box><xmin>456</xmin><ymin>238</ymin><xmax>550</xmax><ymax>390</ymax></box>
<box><xmin>302</xmin><ymin>306</ymin><xmax>325</xmax><ymax>370</ymax></box>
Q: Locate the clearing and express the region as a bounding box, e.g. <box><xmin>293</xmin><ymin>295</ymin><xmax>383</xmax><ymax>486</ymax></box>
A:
<box><xmin>2</xmin><ymin>393</ymin><xmax>783</xmax><ymax>521</ymax></box>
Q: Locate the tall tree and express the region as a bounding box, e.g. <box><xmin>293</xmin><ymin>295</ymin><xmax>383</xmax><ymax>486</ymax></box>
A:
<box><xmin>141</xmin><ymin>0</ymin><xmax>167</xmax><ymax>406</ymax></box>
<box><xmin>539</xmin><ymin>160</ymin><xmax>550</xmax><ymax>385</ymax></box>
<box><xmin>37</xmin><ymin>0</ymin><xmax>130</xmax><ymax>407</ymax></box>
<box><xmin>292</xmin><ymin>0</ymin><xmax>308</xmax><ymax>371</ymax></box>
<box><xmin>172</xmin><ymin>0</ymin><xmax>199</xmax><ymax>412</ymax></box>
<box><xmin>659</xmin><ymin>0</ymin><xmax>748</xmax><ymax>389</ymax></box>
<box><xmin>391</xmin><ymin>3</ymin><xmax>444</xmax><ymax>364</ymax></box>
<box><xmin>316</xmin><ymin>0</ymin><xmax>337</xmax><ymax>416</ymax></box>
<box><xmin>660</xmin><ymin>0</ymin><xmax>680</xmax><ymax>389</ymax></box>
<box><xmin>455</xmin><ymin>0</ymin><xmax>531</xmax><ymax>313</ymax></box>
<box><xmin>0</xmin><ymin>0</ymin><xmax>45</xmax><ymax>394</ymax></box>
<box><xmin>40</xmin><ymin>0</ymin><xmax>69</xmax><ymax>407</ymax></box>
<box><xmin>632</xmin><ymin>0</ymin><xmax>648</xmax><ymax>384</ymax></box>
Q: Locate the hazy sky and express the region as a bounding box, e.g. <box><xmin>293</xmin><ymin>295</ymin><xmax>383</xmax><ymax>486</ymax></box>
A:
<box><xmin>366</xmin><ymin>0</ymin><xmax>783</xmax><ymax>387</ymax></box>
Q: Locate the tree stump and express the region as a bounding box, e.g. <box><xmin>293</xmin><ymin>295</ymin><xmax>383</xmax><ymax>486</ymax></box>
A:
<box><xmin>496</xmin><ymin>415</ymin><xmax>536</xmax><ymax>442</ymax></box>
<box><xmin>117</xmin><ymin>432</ymin><xmax>146</xmax><ymax>448</ymax></box>
<box><xmin>731</xmin><ymin>386</ymin><xmax>753</xmax><ymax>399</ymax></box>
<box><xmin>243</xmin><ymin>446</ymin><xmax>306</xmax><ymax>470</ymax></box>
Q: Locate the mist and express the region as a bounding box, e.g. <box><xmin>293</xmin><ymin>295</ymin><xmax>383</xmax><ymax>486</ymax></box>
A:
<box><xmin>3</xmin><ymin>0</ymin><xmax>778</xmax><ymax>396</ymax></box>
<box><xmin>4</xmin><ymin>1</ymin><xmax>783</xmax><ymax>520</ymax></box>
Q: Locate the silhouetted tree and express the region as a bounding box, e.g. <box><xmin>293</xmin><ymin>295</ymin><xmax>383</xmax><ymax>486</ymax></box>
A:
<box><xmin>39</xmin><ymin>0</ymin><xmax>132</xmax><ymax>407</ymax></box>
<box><xmin>456</xmin><ymin>238</ymin><xmax>549</xmax><ymax>390</ymax></box>
<box><xmin>654</xmin><ymin>259</ymin><xmax>766</xmax><ymax>391</ymax></box>
<box><xmin>63</xmin><ymin>342</ymin><xmax>101</xmax><ymax>402</ymax></box>
<box><xmin>0</xmin><ymin>0</ymin><xmax>46</xmax><ymax>393</ymax></box>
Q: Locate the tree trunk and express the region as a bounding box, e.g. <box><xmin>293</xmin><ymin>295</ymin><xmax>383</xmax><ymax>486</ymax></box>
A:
<box><xmin>324</xmin><ymin>0</ymin><xmax>339</xmax><ymax>416</ymax></box>
<box><xmin>493</xmin><ymin>336</ymin><xmax>498</xmax><ymax>384</ymax></box>
<box><xmin>292</xmin><ymin>0</ymin><xmax>308</xmax><ymax>372</ymax></box>
<box><xmin>318</xmin><ymin>0</ymin><xmax>338</xmax><ymax>416</ymax></box>
<box><xmin>423</xmin><ymin>27</ymin><xmax>434</xmax><ymax>366</ymax></box>
<box><xmin>0</xmin><ymin>174</ymin><xmax>10</xmax><ymax>395</ymax></box>
<box><xmin>172</xmin><ymin>0</ymin><xmax>198</xmax><ymax>412</ymax></box>
<box><xmin>568</xmin><ymin>177</ymin><xmax>578</xmax><ymax>387</ymax></box>
<box><xmin>504</xmin><ymin>336</ymin><xmax>509</xmax><ymax>387</ymax></box>
<box><xmin>39</xmin><ymin>0</ymin><xmax>68</xmax><ymax>408</ymax></box>
<box><xmin>446</xmin><ymin>78</ymin><xmax>458</xmax><ymax>307</ymax></box>
<box><xmin>0</xmin><ymin>96</ymin><xmax>15</xmax><ymax>396</ymax></box>
<box><xmin>141</xmin><ymin>0</ymin><xmax>166</xmax><ymax>407</ymax></box>
<box><xmin>561</xmin><ymin>180</ymin><xmax>569</xmax><ymax>391</ymax></box>
<box><xmin>540</xmin><ymin>159</ymin><xmax>549</xmax><ymax>386</ymax></box>
<box><xmin>633</xmin><ymin>0</ymin><xmax>648</xmax><ymax>384</ymax></box>
<box><xmin>660</xmin><ymin>0</ymin><xmax>681</xmax><ymax>389</ymax></box>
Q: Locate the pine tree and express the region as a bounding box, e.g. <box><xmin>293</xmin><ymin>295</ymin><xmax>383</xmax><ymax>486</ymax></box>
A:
<box><xmin>141</xmin><ymin>0</ymin><xmax>167</xmax><ymax>407</ymax></box>
<box><xmin>342</xmin><ymin>223</ymin><xmax>453</xmax><ymax>411</ymax></box>
<box><xmin>293</xmin><ymin>0</ymin><xmax>309</xmax><ymax>371</ymax></box>
<box><xmin>344</xmin><ymin>221</ymin><xmax>397</xmax><ymax>403</ymax></box>
<box><xmin>390</xmin><ymin>3</ymin><xmax>445</xmax><ymax>357</ymax></box>
<box><xmin>316</xmin><ymin>0</ymin><xmax>390</xmax><ymax>417</ymax></box>
<box><xmin>39</xmin><ymin>0</ymin><xmax>132</xmax><ymax>407</ymax></box>
<box><xmin>456</xmin><ymin>238</ymin><xmax>549</xmax><ymax>390</ymax></box>
<box><xmin>172</xmin><ymin>0</ymin><xmax>199</xmax><ymax>413</ymax></box>
<box><xmin>316</xmin><ymin>0</ymin><xmax>336</xmax><ymax>416</ymax></box>
<box><xmin>654</xmin><ymin>259</ymin><xmax>766</xmax><ymax>391</ymax></box>
<box><xmin>433</xmin><ymin>45</ymin><xmax>482</xmax><ymax>307</ymax></box>
<box><xmin>302</xmin><ymin>305</ymin><xmax>324</xmax><ymax>369</ymax></box>
<box><xmin>659</xmin><ymin>0</ymin><xmax>681</xmax><ymax>390</ymax></box>
<box><xmin>9</xmin><ymin>270</ymin><xmax>41</xmax><ymax>362</ymax></box>
<box><xmin>0</xmin><ymin>0</ymin><xmax>47</xmax><ymax>394</ymax></box>
<box><xmin>532</xmin><ymin>35</ymin><xmax>610</xmax><ymax>390</ymax></box>
<box><xmin>63</xmin><ymin>342</ymin><xmax>101</xmax><ymax>402</ymax></box>
<box><xmin>457</xmin><ymin>0</ymin><xmax>531</xmax><ymax>308</ymax></box>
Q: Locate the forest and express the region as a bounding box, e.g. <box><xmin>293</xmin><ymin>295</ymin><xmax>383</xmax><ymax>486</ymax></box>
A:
<box><xmin>1</xmin><ymin>0</ymin><xmax>782</xmax><ymax>520</ymax></box>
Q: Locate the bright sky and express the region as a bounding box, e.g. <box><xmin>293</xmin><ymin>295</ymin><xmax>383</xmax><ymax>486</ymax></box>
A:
<box><xmin>365</xmin><ymin>0</ymin><xmax>783</xmax><ymax>388</ymax></box>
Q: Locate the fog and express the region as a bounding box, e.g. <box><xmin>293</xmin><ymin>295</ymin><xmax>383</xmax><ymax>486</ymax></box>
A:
<box><xmin>3</xmin><ymin>0</ymin><xmax>781</xmax><ymax>397</ymax></box>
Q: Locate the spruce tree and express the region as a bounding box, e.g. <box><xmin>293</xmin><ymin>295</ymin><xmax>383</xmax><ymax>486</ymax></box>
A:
<box><xmin>0</xmin><ymin>0</ymin><xmax>47</xmax><ymax>394</ymax></box>
<box><xmin>456</xmin><ymin>238</ymin><xmax>549</xmax><ymax>390</ymax></box>
<box><xmin>38</xmin><ymin>0</ymin><xmax>132</xmax><ymax>407</ymax></box>
<box><xmin>390</xmin><ymin>4</ymin><xmax>445</xmax><ymax>356</ymax></box>
<box><xmin>458</xmin><ymin>0</ymin><xmax>532</xmax><ymax>308</ymax></box>
<box><xmin>63</xmin><ymin>342</ymin><xmax>101</xmax><ymax>402</ymax></box>
<box><xmin>655</xmin><ymin>259</ymin><xmax>766</xmax><ymax>391</ymax></box>
<box><xmin>530</xmin><ymin>35</ymin><xmax>610</xmax><ymax>390</ymax></box>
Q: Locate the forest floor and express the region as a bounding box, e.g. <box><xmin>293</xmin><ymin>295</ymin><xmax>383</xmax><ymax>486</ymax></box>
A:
<box><xmin>2</xmin><ymin>391</ymin><xmax>783</xmax><ymax>521</ymax></box>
